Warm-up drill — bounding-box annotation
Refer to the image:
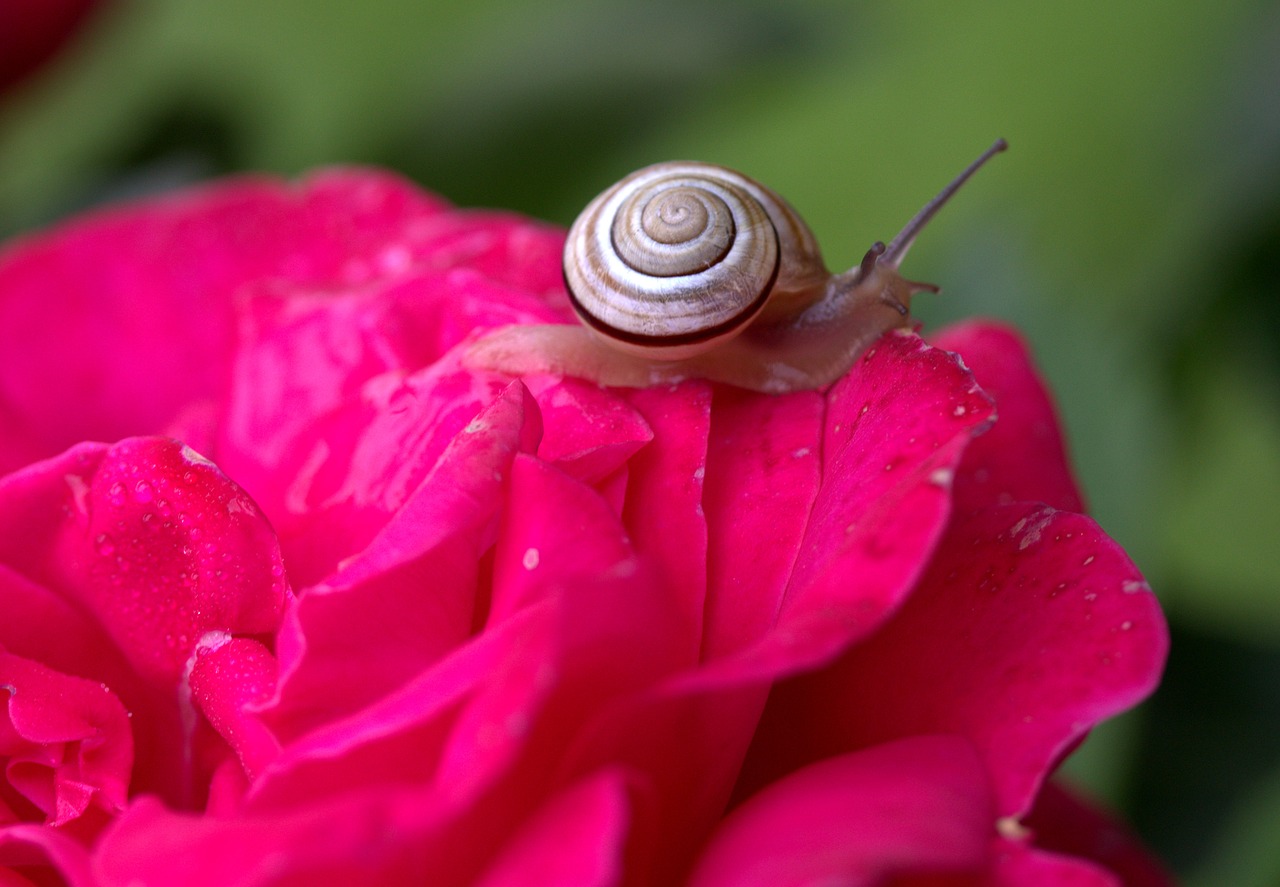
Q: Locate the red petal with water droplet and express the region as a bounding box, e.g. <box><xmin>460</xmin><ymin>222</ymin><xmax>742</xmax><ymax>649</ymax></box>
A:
<box><xmin>0</xmin><ymin>437</ymin><xmax>287</xmax><ymax>686</ymax></box>
<box><xmin>188</xmin><ymin>637</ymin><xmax>279</xmax><ymax>781</ymax></box>
<box><xmin>742</xmin><ymin>502</ymin><xmax>1168</xmax><ymax>818</ymax></box>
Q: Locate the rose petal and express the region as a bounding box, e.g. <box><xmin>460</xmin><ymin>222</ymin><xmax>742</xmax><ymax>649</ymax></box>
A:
<box><xmin>486</xmin><ymin>452</ymin><xmax>691</xmax><ymax>682</ymax></box>
<box><xmin>238</xmin><ymin>363</ymin><xmax>515</xmax><ymax>586</ymax></box>
<box><xmin>94</xmin><ymin>791</ymin><xmax>452</xmax><ymax>886</ymax></box>
<box><xmin>759</xmin><ymin>332</ymin><xmax>994</xmax><ymax>666</ymax></box>
<box><xmin>0</xmin><ymin>168</ymin><xmax>568</xmax><ymax>476</ymax></box>
<box><xmin>413</xmin><ymin>212</ymin><xmax>568</xmax><ymax>300</ymax></box>
<box><xmin>265</xmin><ymin>381</ymin><xmax>541</xmax><ymax>742</ymax></box>
<box><xmin>744</xmin><ymin>503</ymin><xmax>1169</xmax><ymax>816</ymax></box>
<box><xmin>688</xmin><ymin>736</ymin><xmax>994</xmax><ymax>887</ymax></box>
<box><xmin>474</xmin><ymin>771</ymin><xmax>632</xmax><ymax>887</ymax></box>
<box><xmin>217</xmin><ymin>267</ymin><xmax>561</xmax><ymax>506</ymax></box>
<box><xmin>932</xmin><ymin>322</ymin><xmax>1085</xmax><ymax>514</ymax></box>
<box><xmin>526</xmin><ymin>378</ymin><xmax>652</xmax><ymax>486</ymax></box>
<box><xmin>0</xmin><ymin>823</ymin><xmax>96</xmax><ymax>887</ymax></box>
<box><xmin>1</xmin><ymin>649</ymin><xmax>132</xmax><ymax>827</ymax></box>
<box><xmin>0</xmin><ymin>438</ymin><xmax>287</xmax><ymax>686</ymax></box>
<box><xmin>991</xmin><ymin>841</ymin><xmax>1121</xmax><ymax>887</ymax></box>
<box><xmin>529</xmin><ymin>333</ymin><xmax>997</xmax><ymax>880</ymax></box>
<box><xmin>618</xmin><ymin>384</ymin><xmax>713</xmax><ymax>660</ymax></box>
<box><xmin>0</xmin><ymin>178</ymin><xmax>296</xmax><ymax>473</ymax></box>
<box><xmin>250</xmin><ymin>604</ymin><xmax>547</xmax><ymax>811</ymax></box>
<box><xmin>701</xmin><ymin>386</ymin><xmax>825</xmax><ymax>660</ymax></box>
<box><xmin>256</xmin><ymin>449</ymin><xmax>692</xmax><ymax>851</ymax></box>
<box><xmin>1020</xmin><ymin>782</ymin><xmax>1175</xmax><ymax>887</ymax></box>
<box><xmin>0</xmin><ymin>564</ymin><xmax>139</xmax><ymax>712</ymax></box>
<box><xmin>188</xmin><ymin>637</ymin><xmax>279</xmax><ymax>781</ymax></box>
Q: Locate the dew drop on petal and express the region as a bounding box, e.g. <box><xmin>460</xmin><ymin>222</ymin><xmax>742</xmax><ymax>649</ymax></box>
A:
<box><xmin>522</xmin><ymin>548</ymin><xmax>540</xmax><ymax>570</ymax></box>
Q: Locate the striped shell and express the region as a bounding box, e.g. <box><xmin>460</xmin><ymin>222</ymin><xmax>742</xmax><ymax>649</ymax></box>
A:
<box><xmin>563</xmin><ymin>161</ymin><xmax>826</xmax><ymax>358</ymax></box>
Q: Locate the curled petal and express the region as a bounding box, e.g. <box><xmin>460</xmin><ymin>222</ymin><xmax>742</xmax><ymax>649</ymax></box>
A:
<box><xmin>188</xmin><ymin>637</ymin><xmax>279</xmax><ymax>781</ymax></box>
<box><xmin>1</xmin><ymin>649</ymin><xmax>132</xmax><ymax>828</ymax></box>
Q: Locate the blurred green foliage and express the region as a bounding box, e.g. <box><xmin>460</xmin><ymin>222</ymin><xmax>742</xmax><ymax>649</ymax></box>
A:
<box><xmin>2</xmin><ymin>0</ymin><xmax>1278</xmax><ymax>880</ymax></box>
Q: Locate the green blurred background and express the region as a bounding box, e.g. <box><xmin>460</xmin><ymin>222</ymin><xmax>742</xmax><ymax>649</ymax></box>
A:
<box><xmin>2</xmin><ymin>1</ymin><xmax>1277</xmax><ymax>882</ymax></box>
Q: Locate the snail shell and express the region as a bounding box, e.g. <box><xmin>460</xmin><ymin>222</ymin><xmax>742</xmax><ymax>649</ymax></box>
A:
<box><xmin>466</xmin><ymin>140</ymin><xmax>1007</xmax><ymax>393</ymax></box>
<box><xmin>563</xmin><ymin>161</ymin><xmax>826</xmax><ymax>359</ymax></box>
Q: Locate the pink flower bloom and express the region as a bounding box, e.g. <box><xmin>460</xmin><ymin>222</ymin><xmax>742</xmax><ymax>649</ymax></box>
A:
<box><xmin>0</xmin><ymin>168</ymin><xmax>1171</xmax><ymax>886</ymax></box>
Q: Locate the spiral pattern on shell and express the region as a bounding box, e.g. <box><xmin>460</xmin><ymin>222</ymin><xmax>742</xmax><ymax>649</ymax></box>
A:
<box><xmin>563</xmin><ymin>162</ymin><xmax>783</xmax><ymax>352</ymax></box>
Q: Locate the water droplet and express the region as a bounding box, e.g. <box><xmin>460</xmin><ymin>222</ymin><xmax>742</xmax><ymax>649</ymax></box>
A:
<box><xmin>108</xmin><ymin>482</ymin><xmax>126</xmax><ymax>506</ymax></box>
<box><xmin>95</xmin><ymin>534</ymin><xmax>115</xmax><ymax>556</ymax></box>
<box><xmin>522</xmin><ymin>548</ymin><xmax>540</xmax><ymax>570</ymax></box>
<box><xmin>134</xmin><ymin>481</ymin><xmax>154</xmax><ymax>503</ymax></box>
<box><xmin>1082</xmin><ymin>555</ymin><xmax>1095</xmax><ymax>566</ymax></box>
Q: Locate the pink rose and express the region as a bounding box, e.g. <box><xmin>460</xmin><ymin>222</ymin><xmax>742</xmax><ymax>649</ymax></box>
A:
<box><xmin>0</xmin><ymin>168</ymin><xmax>1171</xmax><ymax>886</ymax></box>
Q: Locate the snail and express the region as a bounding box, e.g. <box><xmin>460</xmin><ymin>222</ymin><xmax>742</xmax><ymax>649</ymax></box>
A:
<box><xmin>465</xmin><ymin>139</ymin><xmax>1007</xmax><ymax>393</ymax></box>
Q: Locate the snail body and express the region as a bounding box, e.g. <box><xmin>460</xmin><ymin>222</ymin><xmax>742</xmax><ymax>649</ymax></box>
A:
<box><xmin>466</xmin><ymin>140</ymin><xmax>1007</xmax><ymax>393</ymax></box>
